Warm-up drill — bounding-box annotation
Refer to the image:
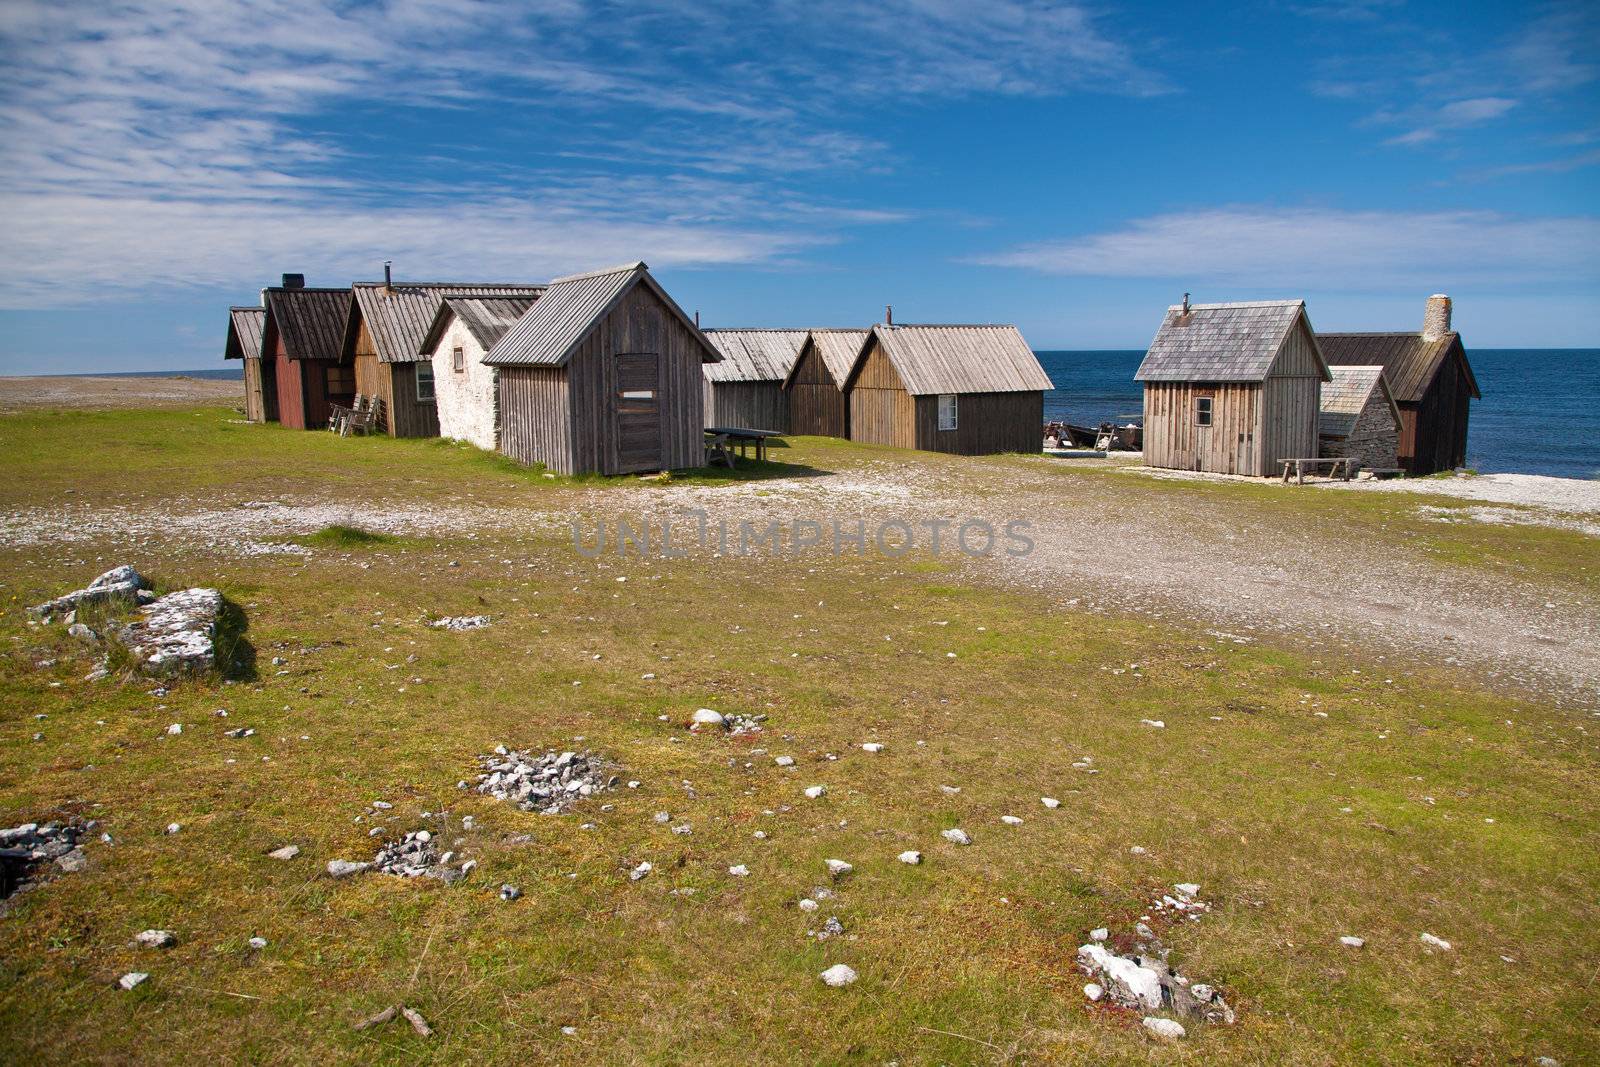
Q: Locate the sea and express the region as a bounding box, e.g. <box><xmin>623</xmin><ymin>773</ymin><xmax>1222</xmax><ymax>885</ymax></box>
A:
<box><xmin>74</xmin><ymin>352</ymin><xmax>1600</xmax><ymax>479</ymax></box>
<box><xmin>1037</xmin><ymin>349</ymin><xmax>1600</xmax><ymax>480</ymax></box>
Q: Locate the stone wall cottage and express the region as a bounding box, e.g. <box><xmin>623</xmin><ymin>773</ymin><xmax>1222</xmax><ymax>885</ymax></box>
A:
<box><xmin>481</xmin><ymin>262</ymin><xmax>722</xmax><ymax>475</ymax></box>
<box><xmin>841</xmin><ymin>323</ymin><xmax>1052</xmax><ymax>455</ymax></box>
<box><xmin>1318</xmin><ymin>295</ymin><xmax>1480</xmax><ymax>475</ymax></box>
<box><xmin>259</xmin><ymin>276</ymin><xmax>354</xmax><ymax>431</ymax></box>
<box><xmin>1136</xmin><ymin>299</ymin><xmax>1330</xmax><ymax>477</ymax></box>
<box><xmin>418</xmin><ymin>295</ymin><xmax>540</xmax><ymax>451</ymax></box>
<box><xmin>222</xmin><ymin>305</ymin><xmax>273</xmax><ymax>423</ymax></box>
<box><xmin>782</xmin><ymin>329</ymin><xmax>868</xmax><ymax>439</ymax></box>
<box><xmin>1318</xmin><ymin>366</ymin><xmax>1402</xmax><ymax>470</ymax></box>
<box><xmin>700</xmin><ymin>329</ymin><xmax>808</xmax><ymax>432</ymax></box>
<box><xmin>340</xmin><ymin>269</ymin><xmax>545</xmax><ymax>438</ymax></box>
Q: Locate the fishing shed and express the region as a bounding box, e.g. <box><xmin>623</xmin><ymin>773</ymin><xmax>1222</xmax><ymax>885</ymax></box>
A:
<box><xmin>842</xmin><ymin>324</ymin><xmax>1052</xmax><ymax>455</ymax></box>
<box><xmin>342</xmin><ymin>269</ymin><xmax>545</xmax><ymax>437</ymax></box>
<box><xmin>1318</xmin><ymin>366</ymin><xmax>1402</xmax><ymax>470</ymax></box>
<box><xmin>1318</xmin><ymin>295</ymin><xmax>1480</xmax><ymax>475</ymax></box>
<box><xmin>782</xmin><ymin>329</ymin><xmax>868</xmax><ymax>438</ymax></box>
<box><xmin>481</xmin><ymin>262</ymin><xmax>722</xmax><ymax>475</ymax></box>
<box><xmin>223</xmin><ymin>305</ymin><xmax>273</xmax><ymax>423</ymax></box>
<box><xmin>260</xmin><ymin>276</ymin><xmax>354</xmax><ymax>430</ymax></box>
<box><xmin>418</xmin><ymin>294</ymin><xmax>541</xmax><ymax>451</ymax></box>
<box><xmin>700</xmin><ymin>329</ymin><xmax>807</xmax><ymax>431</ymax></box>
<box><xmin>1136</xmin><ymin>299</ymin><xmax>1330</xmax><ymax>477</ymax></box>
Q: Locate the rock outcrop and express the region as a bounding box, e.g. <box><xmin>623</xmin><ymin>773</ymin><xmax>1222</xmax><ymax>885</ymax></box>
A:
<box><xmin>113</xmin><ymin>588</ymin><xmax>223</xmax><ymax>675</ymax></box>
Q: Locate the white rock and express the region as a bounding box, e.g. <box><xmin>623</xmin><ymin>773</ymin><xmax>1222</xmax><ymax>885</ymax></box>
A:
<box><xmin>798</xmin><ymin>898</ymin><xmax>819</xmax><ymax>913</ymax></box>
<box><xmin>804</xmin><ymin>785</ymin><xmax>827</xmax><ymax>799</ymax></box>
<box><xmin>728</xmin><ymin>864</ymin><xmax>750</xmax><ymax>877</ymax></box>
<box><xmin>1419</xmin><ymin>932</ymin><xmax>1452</xmax><ymax>951</ymax></box>
<box><xmin>825</xmin><ymin>859</ymin><xmax>853</xmax><ymax>878</ymax></box>
<box><xmin>1174</xmin><ymin>882</ymin><xmax>1200</xmax><ymax>897</ymax></box>
<box><xmin>166</xmin><ymin>723</ymin><xmax>182</xmax><ymax>736</ymax></box>
<box><xmin>861</xmin><ymin>743</ymin><xmax>884</xmax><ymax>753</ymax></box>
<box><xmin>1140</xmin><ymin>719</ymin><xmax>1165</xmax><ymax>729</ymax></box>
<box><xmin>248</xmin><ymin>937</ymin><xmax>268</xmax><ymax>949</ymax></box>
<box><xmin>691</xmin><ymin>708</ymin><xmax>725</xmax><ymax>726</ymax></box>
<box><xmin>898</xmin><ymin>850</ymin><xmax>922</xmax><ymax>865</ymax></box>
<box><xmin>326</xmin><ymin>859</ymin><xmax>371</xmax><ymax>878</ymax></box>
<box><xmin>630</xmin><ymin>861</ymin><xmax>652</xmax><ymax>881</ymax></box>
<box><xmin>819</xmin><ymin>964</ymin><xmax>857</xmax><ymax>987</ymax></box>
<box><xmin>1340</xmin><ymin>936</ymin><xmax>1365</xmax><ymax>948</ymax></box>
<box><xmin>1078</xmin><ymin>943</ymin><xmax>1163</xmax><ymax>1011</ymax></box>
<box><xmin>1129</xmin><ymin>845</ymin><xmax>1147</xmax><ymax>855</ymax></box>
<box><xmin>1083</xmin><ymin>982</ymin><xmax>1103</xmax><ymax>1002</ymax></box>
<box><xmin>1141</xmin><ymin>1017</ymin><xmax>1185</xmax><ymax>1041</ymax></box>
<box><xmin>1090</xmin><ymin>928</ymin><xmax>1109</xmax><ymax>942</ymax></box>
<box><xmin>941</xmin><ymin>828</ymin><xmax>971</xmax><ymax>846</ymax></box>
<box><xmin>1000</xmin><ymin>815</ymin><xmax>1023</xmax><ymax>825</ymax></box>
<box><xmin>774</xmin><ymin>755</ymin><xmax>795</xmax><ymax>767</ymax></box>
<box><xmin>414</xmin><ymin>830</ymin><xmax>431</xmax><ymax>843</ymax></box>
<box><xmin>118</xmin><ymin>972</ymin><xmax>149</xmax><ymax>991</ymax></box>
<box><xmin>134</xmin><ymin>929</ymin><xmax>176</xmax><ymax>949</ymax></box>
<box><xmin>1041</xmin><ymin>797</ymin><xmax>1060</xmax><ymax>809</ymax></box>
<box><xmin>165</xmin><ymin>823</ymin><xmax>181</xmax><ymax>835</ymax></box>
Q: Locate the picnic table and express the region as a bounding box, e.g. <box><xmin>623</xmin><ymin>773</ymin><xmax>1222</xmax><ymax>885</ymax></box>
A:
<box><xmin>705</xmin><ymin>426</ymin><xmax>781</xmax><ymax>467</ymax></box>
<box><xmin>1280</xmin><ymin>457</ymin><xmax>1358</xmax><ymax>484</ymax></box>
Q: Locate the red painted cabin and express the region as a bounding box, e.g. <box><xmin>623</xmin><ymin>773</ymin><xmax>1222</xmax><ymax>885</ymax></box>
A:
<box><xmin>260</xmin><ymin>275</ymin><xmax>355</xmax><ymax>430</ymax></box>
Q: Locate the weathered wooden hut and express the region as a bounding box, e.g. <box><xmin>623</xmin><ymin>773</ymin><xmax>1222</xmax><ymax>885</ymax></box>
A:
<box><xmin>418</xmin><ymin>294</ymin><xmax>541</xmax><ymax>451</ymax></box>
<box><xmin>1136</xmin><ymin>300</ymin><xmax>1330</xmax><ymax>477</ymax></box>
<box><xmin>841</xmin><ymin>324</ymin><xmax>1052</xmax><ymax>455</ymax></box>
<box><xmin>260</xmin><ymin>277</ymin><xmax>354</xmax><ymax>430</ymax></box>
<box><xmin>1318</xmin><ymin>366</ymin><xmax>1402</xmax><ymax>470</ymax></box>
<box><xmin>700</xmin><ymin>329</ymin><xmax>807</xmax><ymax>431</ymax></box>
<box><xmin>223</xmin><ymin>306</ymin><xmax>274</xmax><ymax>422</ymax></box>
<box><xmin>341</xmin><ymin>271</ymin><xmax>545</xmax><ymax>437</ymax></box>
<box><xmin>481</xmin><ymin>262</ymin><xmax>721</xmax><ymax>475</ymax></box>
<box><xmin>783</xmin><ymin>329</ymin><xmax>868</xmax><ymax>438</ymax></box>
<box><xmin>1318</xmin><ymin>295</ymin><xmax>1480</xmax><ymax>475</ymax></box>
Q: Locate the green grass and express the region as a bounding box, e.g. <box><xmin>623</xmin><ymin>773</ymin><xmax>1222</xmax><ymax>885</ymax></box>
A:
<box><xmin>293</xmin><ymin>524</ymin><xmax>398</xmax><ymax>549</ymax></box>
<box><xmin>0</xmin><ymin>409</ymin><xmax>1595</xmax><ymax>1065</ymax></box>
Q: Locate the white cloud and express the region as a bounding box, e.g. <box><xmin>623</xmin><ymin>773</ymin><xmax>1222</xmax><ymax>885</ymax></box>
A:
<box><xmin>975</xmin><ymin>207</ymin><xmax>1600</xmax><ymax>288</ymax></box>
<box><xmin>1383</xmin><ymin>97</ymin><xmax>1517</xmax><ymax>146</ymax></box>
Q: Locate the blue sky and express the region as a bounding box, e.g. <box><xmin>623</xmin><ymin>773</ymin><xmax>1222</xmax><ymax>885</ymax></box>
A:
<box><xmin>0</xmin><ymin>0</ymin><xmax>1596</xmax><ymax>374</ymax></box>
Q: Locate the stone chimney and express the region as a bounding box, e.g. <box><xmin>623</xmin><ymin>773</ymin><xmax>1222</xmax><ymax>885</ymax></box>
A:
<box><xmin>1422</xmin><ymin>294</ymin><xmax>1452</xmax><ymax>340</ymax></box>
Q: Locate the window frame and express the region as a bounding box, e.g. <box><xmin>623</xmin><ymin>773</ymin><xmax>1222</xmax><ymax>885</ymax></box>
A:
<box><xmin>415</xmin><ymin>362</ymin><xmax>436</xmax><ymax>402</ymax></box>
<box><xmin>1195</xmin><ymin>395</ymin><xmax>1213</xmax><ymax>427</ymax></box>
<box><xmin>324</xmin><ymin>363</ymin><xmax>354</xmax><ymax>395</ymax></box>
<box><xmin>937</xmin><ymin>393</ymin><xmax>958</xmax><ymax>431</ymax></box>
<box><xmin>452</xmin><ymin>345</ymin><xmax>465</xmax><ymax>374</ymax></box>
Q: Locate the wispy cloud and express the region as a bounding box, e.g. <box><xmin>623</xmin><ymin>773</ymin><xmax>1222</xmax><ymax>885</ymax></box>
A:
<box><xmin>974</xmin><ymin>206</ymin><xmax>1600</xmax><ymax>288</ymax></box>
<box><xmin>1381</xmin><ymin>97</ymin><xmax>1518</xmax><ymax>146</ymax></box>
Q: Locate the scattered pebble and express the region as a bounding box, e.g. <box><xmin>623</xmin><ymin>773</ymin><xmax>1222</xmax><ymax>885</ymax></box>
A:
<box><xmin>1142</xmin><ymin>1017</ymin><xmax>1185</xmax><ymax>1041</ymax></box>
<box><xmin>825</xmin><ymin>859</ymin><xmax>853</xmax><ymax>879</ymax></box>
<box><xmin>819</xmin><ymin>964</ymin><xmax>857</xmax><ymax>987</ymax></box>
<box><xmin>500</xmin><ymin>884</ymin><xmax>522</xmax><ymax>901</ymax></box>
<box><xmin>1000</xmin><ymin>815</ymin><xmax>1022</xmax><ymax>826</ymax></box>
<box><xmin>728</xmin><ymin>864</ymin><xmax>750</xmax><ymax>877</ymax></box>
<box><xmin>248</xmin><ymin>936</ymin><xmax>268</xmax><ymax>949</ymax></box>
<box><xmin>1340</xmin><ymin>936</ymin><xmax>1365</xmax><ymax>948</ymax></box>
<box><xmin>1041</xmin><ymin>797</ymin><xmax>1060</xmax><ymax>809</ymax></box>
<box><xmin>629</xmin><ymin>861</ymin><xmax>652</xmax><ymax>881</ymax></box>
<box><xmin>133</xmin><ymin>929</ymin><xmax>176</xmax><ymax>949</ymax></box>
<box><xmin>898</xmin><ymin>850</ymin><xmax>922</xmax><ymax>865</ymax></box>
<box><xmin>804</xmin><ymin>785</ymin><xmax>827</xmax><ymax>800</ymax></box>
<box><xmin>1140</xmin><ymin>719</ymin><xmax>1165</xmax><ymax>729</ymax></box>
<box><xmin>941</xmin><ymin>828</ymin><xmax>971</xmax><ymax>846</ymax></box>
<box><xmin>118</xmin><ymin>972</ymin><xmax>149</xmax><ymax>991</ymax></box>
<box><xmin>861</xmin><ymin>743</ymin><xmax>884</xmax><ymax>753</ymax></box>
<box><xmin>1084</xmin><ymin>982</ymin><xmax>1103</xmax><ymax>1002</ymax></box>
<box><xmin>1419</xmin><ymin>932</ymin><xmax>1452</xmax><ymax>952</ymax></box>
<box><xmin>326</xmin><ymin>859</ymin><xmax>371</xmax><ymax>879</ymax></box>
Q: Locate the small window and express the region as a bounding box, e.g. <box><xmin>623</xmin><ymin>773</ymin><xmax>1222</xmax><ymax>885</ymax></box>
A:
<box><xmin>1195</xmin><ymin>396</ymin><xmax>1213</xmax><ymax>426</ymax></box>
<box><xmin>325</xmin><ymin>364</ymin><xmax>353</xmax><ymax>395</ymax></box>
<box><xmin>452</xmin><ymin>346</ymin><xmax>465</xmax><ymax>373</ymax></box>
<box><xmin>416</xmin><ymin>363</ymin><xmax>436</xmax><ymax>402</ymax></box>
<box><xmin>937</xmin><ymin>394</ymin><xmax>958</xmax><ymax>431</ymax></box>
<box><xmin>620</xmin><ymin>390</ymin><xmax>654</xmax><ymax>400</ymax></box>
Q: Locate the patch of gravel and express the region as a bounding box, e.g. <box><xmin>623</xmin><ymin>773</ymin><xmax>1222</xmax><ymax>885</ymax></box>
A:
<box><xmin>1414</xmin><ymin>504</ymin><xmax>1600</xmax><ymax>538</ymax></box>
<box><xmin>473</xmin><ymin>747</ymin><xmax>619</xmax><ymax>813</ymax></box>
<box><xmin>0</xmin><ymin>820</ymin><xmax>88</xmax><ymax>899</ymax></box>
<box><xmin>1320</xmin><ymin>472</ymin><xmax>1600</xmax><ymax>514</ymax></box>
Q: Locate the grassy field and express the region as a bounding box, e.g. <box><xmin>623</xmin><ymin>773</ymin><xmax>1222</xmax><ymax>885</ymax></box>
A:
<box><xmin>1</xmin><ymin>407</ymin><xmax>1596</xmax><ymax>1064</ymax></box>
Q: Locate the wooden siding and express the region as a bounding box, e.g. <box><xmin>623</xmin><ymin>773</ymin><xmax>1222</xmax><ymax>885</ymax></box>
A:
<box><xmin>269</xmin><ymin>331</ymin><xmax>310</xmax><ymax>430</ymax></box>
<box><xmin>352</xmin><ymin>318</ymin><xmax>439</xmax><ymax>437</ymax></box>
<box><xmin>499</xmin><ymin>282</ymin><xmax>705</xmax><ymax>475</ymax></box>
<box><xmin>785</xmin><ymin>341</ymin><xmax>848</xmax><ymax>438</ymax></box>
<box><xmin>912</xmin><ymin>391</ymin><xmax>1042</xmax><ymax>455</ymax></box>
<box><xmin>1142</xmin><ymin>382</ymin><xmax>1262</xmax><ymax>475</ymax></box>
<box><xmin>498</xmin><ymin>368</ymin><xmax>573</xmax><ymax>473</ymax></box>
<box><xmin>243</xmin><ymin>357</ymin><xmax>269</xmax><ymax>422</ymax></box>
<box><xmin>848</xmin><ymin>337</ymin><xmax>915</xmax><ymax>449</ymax></box>
<box><xmin>704</xmin><ymin>380</ymin><xmax>787</xmax><ymax>432</ymax></box>
<box><xmin>1406</xmin><ymin>353</ymin><xmax>1472</xmax><ymax>474</ymax></box>
<box><xmin>1259</xmin><ymin>374</ymin><xmax>1321</xmax><ymax>472</ymax></box>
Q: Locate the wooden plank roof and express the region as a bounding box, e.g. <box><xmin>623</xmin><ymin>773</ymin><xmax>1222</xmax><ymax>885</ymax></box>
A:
<box><xmin>791</xmin><ymin>329</ymin><xmax>870</xmax><ymax>390</ymax></box>
<box><xmin>483</xmin><ymin>262</ymin><xmax>721</xmax><ymax>368</ymax></box>
<box><xmin>224</xmin><ymin>306</ymin><xmax>264</xmax><ymax>361</ymax></box>
<box><xmin>262</xmin><ymin>287</ymin><xmax>352</xmax><ymax>362</ymax></box>
<box><xmin>420</xmin><ymin>295</ymin><xmax>540</xmax><ymax>355</ymax></box>
<box><xmin>1318</xmin><ymin>332</ymin><xmax>1480</xmax><ymax>403</ymax></box>
<box><xmin>1135</xmin><ymin>300</ymin><xmax>1321</xmax><ymax>383</ymax></box>
<box><xmin>843</xmin><ymin>324</ymin><xmax>1053</xmax><ymax>396</ymax></box>
<box><xmin>1318</xmin><ymin>365</ymin><xmax>1399</xmax><ymax>438</ymax></box>
<box><xmin>346</xmin><ymin>282</ymin><xmax>546</xmax><ymax>364</ymax></box>
<box><xmin>701</xmin><ymin>329</ymin><xmax>809</xmax><ymax>383</ymax></box>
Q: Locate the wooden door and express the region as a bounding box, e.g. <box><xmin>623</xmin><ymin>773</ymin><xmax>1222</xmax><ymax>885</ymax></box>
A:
<box><xmin>613</xmin><ymin>352</ymin><xmax>662</xmax><ymax>473</ymax></box>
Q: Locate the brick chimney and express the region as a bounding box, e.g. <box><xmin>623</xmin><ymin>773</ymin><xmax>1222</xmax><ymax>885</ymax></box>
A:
<box><xmin>1422</xmin><ymin>293</ymin><xmax>1452</xmax><ymax>340</ymax></box>
<box><xmin>281</xmin><ymin>273</ymin><xmax>305</xmax><ymax>289</ymax></box>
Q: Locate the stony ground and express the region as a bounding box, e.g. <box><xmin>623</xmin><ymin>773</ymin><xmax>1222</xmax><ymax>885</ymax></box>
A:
<box><xmin>1</xmin><ymin>397</ymin><xmax>1596</xmax><ymax>1065</ymax></box>
<box><xmin>0</xmin><ymin>374</ymin><xmax>240</xmax><ymax>413</ymax></box>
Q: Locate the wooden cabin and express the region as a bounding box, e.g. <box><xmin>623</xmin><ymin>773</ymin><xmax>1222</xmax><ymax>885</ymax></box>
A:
<box><xmin>1319</xmin><ymin>295</ymin><xmax>1480</xmax><ymax>475</ymax></box>
<box><xmin>1319</xmin><ymin>366</ymin><xmax>1402</xmax><ymax>471</ymax></box>
<box><xmin>419</xmin><ymin>295</ymin><xmax>541</xmax><ymax>451</ymax></box>
<box><xmin>223</xmin><ymin>306</ymin><xmax>274</xmax><ymax>423</ymax></box>
<box><xmin>841</xmin><ymin>324</ymin><xmax>1052</xmax><ymax>455</ymax></box>
<box><xmin>260</xmin><ymin>278</ymin><xmax>354</xmax><ymax>430</ymax></box>
<box><xmin>481</xmin><ymin>262</ymin><xmax>722</xmax><ymax>475</ymax></box>
<box><xmin>1136</xmin><ymin>300</ymin><xmax>1330</xmax><ymax>477</ymax></box>
<box><xmin>701</xmin><ymin>329</ymin><xmax>807</xmax><ymax>431</ymax></box>
<box><xmin>783</xmin><ymin>329</ymin><xmax>867</xmax><ymax>438</ymax></box>
<box><xmin>341</xmin><ymin>274</ymin><xmax>545</xmax><ymax>437</ymax></box>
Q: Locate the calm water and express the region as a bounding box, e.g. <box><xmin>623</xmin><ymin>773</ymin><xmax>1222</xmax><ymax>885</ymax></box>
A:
<box><xmin>1036</xmin><ymin>349</ymin><xmax>1600</xmax><ymax>480</ymax></box>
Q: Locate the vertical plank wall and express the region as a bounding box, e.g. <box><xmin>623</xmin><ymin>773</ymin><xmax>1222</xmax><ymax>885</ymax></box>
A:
<box><xmin>704</xmin><ymin>381</ymin><xmax>788</xmax><ymax>432</ymax></box>
<box><xmin>847</xmin><ymin>338</ymin><xmax>915</xmax><ymax>449</ymax></box>
<box><xmin>912</xmin><ymin>391</ymin><xmax>1043</xmax><ymax>455</ymax></box>
<box><xmin>243</xmin><ymin>357</ymin><xmax>266</xmax><ymax>422</ymax></box>
<box><xmin>388</xmin><ymin>363</ymin><xmax>440</xmax><ymax>438</ymax></box>
<box><xmin>269</xmin><ymin>331</ymin><xmax>309</xmax><ymax>430</ymax></box>
<box><xmin>351</xmin><ymin>318</ymin><xmax>392</xmax><ymax>433</ymax></box>
<box><xmin>785</xmin><ymin>341</ymin><xmax>848</xmax><ymax>437</ymax></box>
<box><xmin>499</xmin><ymin>368</ymin><xmax>573</xmax><ymax>472</ymax></box>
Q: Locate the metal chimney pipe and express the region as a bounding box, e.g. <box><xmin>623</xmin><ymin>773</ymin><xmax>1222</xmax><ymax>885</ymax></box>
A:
<box><xmin>694</xmin><ymin>310</ymin><xmax>700</xmax><ymax>328</ymax></box>
<box><xmin>886</xmin><ymin>304</ymin><xmax>893</xmax><ymax>326</ymax></box>
<box><xmin>384</xmin><ymin>261</ymin><xmax>393</xmax><ymax>291</ymax></box>
<box><xmin>1182</xmin><ymin>292</ymin><xmax>1190</xmax><ymax>314</ymax></box>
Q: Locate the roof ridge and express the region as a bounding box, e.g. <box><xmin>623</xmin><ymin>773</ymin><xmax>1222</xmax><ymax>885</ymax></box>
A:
<box><xmin>548</xmin><ymin>261</ymin><xmax>647</xmax><ymax>285</ymax></box>
<box><xmin>266</xmin><ymin>286</ymin><xmax>349</xmax><ymax>293</ymax></box>
<box><xmin>229</xmin><ymin>305</ymin><xmax>264</xmax><ymax>312</ymax></box>
<box><xmin>702</xmin><ymin>327</ymin><xmax>811</xmax><ymax>333</ymax></box>
<box><xmin>1166</xmin><ymin>300</ymin><xmax>1304</xmax><ymax>310</ymax></box>
<box><xmin>352</xmin><ymin>281</ymin><xmax>547</xmax><ymax>289</ymax></box>
<box><xmin>878</xmin><ymin>322</ymin><xmax>1018</xmax><ymax>329</ymax></box>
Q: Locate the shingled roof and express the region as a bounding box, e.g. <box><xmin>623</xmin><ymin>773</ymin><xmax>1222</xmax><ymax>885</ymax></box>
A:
<box><xmin>345</xmin><ymin>282</ymin><xmax>547</xmax><ymax>363</ymax></box>
<box><xmin>262</xmin><ymin>287</ymin><xmax>352</xmax><ymax>362</ymax></box>
<box><xmin>483</xmin><ymin>262</ymin><xmax>720</xmax><ymax>368</ymax></box>
<box><xmin>1318</xmin><ymin>332</ymin><xmax>1479</xmax><ymax>404</ymax></box>
<box><xmin>1319</xmin><ymin>365</ymin><xmax>1400</xmax><ymax>438</ymax></box>
<box><xmin>702</xmin><ymin>329</ymin><xmax>809</xmax><ymax>383</ymax></box>
<box><xmin>224</xmin><ymin>306</ymin><xmax>265</xmax><ymax>361</ymax></box>
<box><xmin>843</xmin><ymin>324</ymin><xmax>1053</xmax><ymax>395</ymax></box>
<box><xmin>419</xmin><ymin>295</ymin><xmax>541</xmax><ymax>355</ymax></box>
<box><xmin>1135</xmin><ymin>300</ymin><xmax>1328</xmax><ymax>383</ymax></box>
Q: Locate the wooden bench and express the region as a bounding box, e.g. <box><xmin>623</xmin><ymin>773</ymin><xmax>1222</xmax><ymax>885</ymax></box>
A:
<box><xmin>1280</xmin><ymin>457</ymin><xmax>1358</xmax><ymax>484</ymax></box>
